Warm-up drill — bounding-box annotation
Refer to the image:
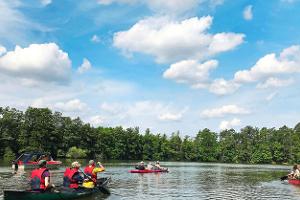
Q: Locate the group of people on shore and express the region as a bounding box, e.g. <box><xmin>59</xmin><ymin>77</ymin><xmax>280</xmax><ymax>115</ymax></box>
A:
<box><xmin>135</xmin><ymin>161</ymin><xmax>166</xmax><ymax>170</ymax></box>
<box><xmin>30</xmin><ymin>160</ymin><xmax>105</xmax><ymax>191</ymax></box>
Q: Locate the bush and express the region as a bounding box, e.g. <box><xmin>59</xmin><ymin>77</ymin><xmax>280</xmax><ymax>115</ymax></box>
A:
<box><xmin>66</xmin><ymin>147</ymin><xmax>87</xmax><ymax>159</ymax></box>
<box><xmin>4</xmin><ymin>147</ymin><xmax>15</xmax><ymax>161</ymax></box>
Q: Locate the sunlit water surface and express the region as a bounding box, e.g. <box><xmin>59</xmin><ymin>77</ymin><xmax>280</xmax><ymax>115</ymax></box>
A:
<box><xmin>0</xmin><ymin>161</ymin><xmax>299</xmax><ymax>199</ymax></box>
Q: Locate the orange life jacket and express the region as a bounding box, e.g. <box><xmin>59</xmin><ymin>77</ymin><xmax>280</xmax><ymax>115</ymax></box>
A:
<box><xmin>63</xmin><ymin>168</ymin><xmax>79</xmax><ymax>188</ymax></box>
<box><xmin>30</xmin><ymin>167</ymin><xmax>49</xmax><ymax>190</ymax></box>
<box><xmin>84</xmin><ymin>165</ymin><xmax>97</xmax><ymax>180</ymax></box>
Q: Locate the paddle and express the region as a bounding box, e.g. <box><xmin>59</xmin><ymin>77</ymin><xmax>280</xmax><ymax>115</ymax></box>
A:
<box><xmin>79</xmin><ymin>169</ymin><xmax>111</xmax><ymax>195</ymax></box>
<box><xmin>280</xmin><ymin>175</ymin><xmax>288</xmax><ymax>181</ymax></box>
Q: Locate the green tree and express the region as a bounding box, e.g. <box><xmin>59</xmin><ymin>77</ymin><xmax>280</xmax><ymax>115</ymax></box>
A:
<box><xmin>195</xmin><ymin>128</ymin><xmax>218</xmax><ymax>162</ymax></box>
<box><xmin>169</xmin><ymin>132</ymin><xmax>182</xmax><ymax>161</ymax></box>
<box><xmin>181</xmin><ymin>136</ymin><xmax>196</xmax><ymax>161</ymax></box>
<box><xmin>66</xmin><ymin>147</ymin><xmax>87</xmax><ymax>158</ymax></box>
<box><xmin>219</xmin><ymin>129</ymin><xmax>237</xmax><ymax>163</ymax></box>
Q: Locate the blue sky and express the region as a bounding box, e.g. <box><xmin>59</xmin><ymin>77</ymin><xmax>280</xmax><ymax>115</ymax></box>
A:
<box><xmin>0</xmin><ymin>0</ymin><xmax>300</xmax><ymax>135</ymax></box>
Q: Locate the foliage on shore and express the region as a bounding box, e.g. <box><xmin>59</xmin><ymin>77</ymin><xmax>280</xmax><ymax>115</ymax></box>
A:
<box><xmin>0</xmin><ymin>107</ymin><xmax>300</xmax><ymax>164</ymax></box>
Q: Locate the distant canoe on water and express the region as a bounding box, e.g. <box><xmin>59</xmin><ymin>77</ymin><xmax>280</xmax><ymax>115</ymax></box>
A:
<box><xmin>12</xmin><ymin>152</ymin><xmax>62</xmax><ymax>170</ymax></box>
<box><xmin>129</xmin><ymin>168</ymin><xmax>169</xmax><ymax>173</ymax></box>
<box><xmin>4</xmin><ymin>177</ymin><xmax>111</xmax><ymax>200</ymax></box>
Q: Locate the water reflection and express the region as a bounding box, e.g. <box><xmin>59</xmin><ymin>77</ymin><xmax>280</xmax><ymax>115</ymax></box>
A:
<box><xmin>1</xmin><ymin>161</ymin><xmax>300</xmax><ymax>199</ymax></box>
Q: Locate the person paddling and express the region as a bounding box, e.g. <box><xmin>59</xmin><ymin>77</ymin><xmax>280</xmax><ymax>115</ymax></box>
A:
<box><xmin>288</xmin><ymin>165</ymin><xmax>300</xmax><ymax>179</ymax></box>
<box><xmin>135</xmin><ymin>161</ymin><xmax>145</xmax><ymax>170</ymax></box>
<box><xmin>154</xmin><ymin>161</ymin><xmax>167</xmax><ymax>171</ymax></box>
<box><xmin>63</xmin><ymin>161</ymin><xmax>85</xmax><ymax>189</ymax></box>
<box><xmin>82</xmin><ymin>160</ymin><xmax>105</xmax><ymax>188</ymax></box>
<box><xmin>30</xmin><ymin>160</ymin><xmax>54</xmax><ymax>191</ymax></box>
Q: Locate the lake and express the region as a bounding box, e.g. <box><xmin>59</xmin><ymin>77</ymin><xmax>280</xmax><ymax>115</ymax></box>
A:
<box><xmin>0</xmin><ymin>161</ymin><xmax>299</xmax><ymax>199</ymax></box>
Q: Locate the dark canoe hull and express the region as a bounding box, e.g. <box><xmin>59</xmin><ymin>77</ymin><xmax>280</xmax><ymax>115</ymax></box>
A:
<box><xmin>4</xmin><ymin>177</ymin><xmax>111</xmax><ymax>200</ymax></box>
<box><xmin>4</xmin><ymin>190</ymin><xmax>93</xmax><ymax>200</ymax></box>
<box><xmin>288</xmin><ymin>179</ymin><xmax>300</xmax><ymax>185</ymax></box>
<box><xmin>129</xmin><ymin>169</ymin><xmax>168</xmax><ymax>173</ymax></box>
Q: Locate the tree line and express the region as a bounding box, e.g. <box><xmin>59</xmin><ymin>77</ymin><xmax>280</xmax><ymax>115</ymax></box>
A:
<box><xmin>0</xmin><ymin>106</ymin><xmax>300</xmax><ymax>164</ymax></box>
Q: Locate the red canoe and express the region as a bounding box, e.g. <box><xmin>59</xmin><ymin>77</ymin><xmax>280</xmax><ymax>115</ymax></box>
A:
<box><xmin>129</xmin><ymin>169</ymin><xmax>168</xmax><ymax>173</ymax></box>
<box><xmin>12</xmin><ymin>152</ymin><xmax>62</xmax><ymax>170</ymax></box>
<box><xmin>288</xmin><ymin>179</ymin><xmax>300</xmax><ymax>185</ymax></box>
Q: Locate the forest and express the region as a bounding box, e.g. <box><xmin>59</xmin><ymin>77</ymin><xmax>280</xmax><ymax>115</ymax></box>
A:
<box><xmin>0</xmin><ymin>106</ymin><xmax>300</xmax><ymax>164</ymax></box>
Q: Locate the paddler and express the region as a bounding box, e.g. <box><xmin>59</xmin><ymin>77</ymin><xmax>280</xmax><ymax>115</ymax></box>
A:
<box><xmin>288</xmin><ymin>164</ymin><xmax>300</xmax><ymax>179</ymax></box>
<box><xmin>63</xmin><ymin>161</ymin><xmax>85</xmax><ymax>189</ymax></box>
<box><xmin>30</xmin><ymin>160</ymin><xmax>54</xmax><ymax>191</ymax></box>
<box><xmin>135</xmin><ymin>161</ymin><xmax>145</xmax><ymax>170</ymax></box>
<box><xmin>82</xmin><ymin>160</ymin><xmax>105</xmax><ymax>188</ymax></box>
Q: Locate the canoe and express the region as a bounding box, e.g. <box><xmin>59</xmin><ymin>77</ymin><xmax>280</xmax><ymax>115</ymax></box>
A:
<box><xmin>4</xmin><ymin>177</ymin><xmax>111</xmax><ymax>200</ymax></box>
<box><xmin>129</xmin><ymin>169</ymin><xmax>168</xmax><ymax>173</ymax></box>
<box><xmin>12</xmin><ymin>152</ymin><xmax>62</xmax><ymax>170</ymax></box>
<box><xmin>288</xmin><ymin>179</ymin><xmax>300</xmax><ymax>185</ymax></box>
<box><xmin>12</xmin><ymin>160</ymin><xmax>62</xmax><ymax>170</ymax></box>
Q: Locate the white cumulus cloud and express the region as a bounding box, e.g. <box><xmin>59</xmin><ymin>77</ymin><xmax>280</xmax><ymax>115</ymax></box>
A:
<box><xmin>54</xmin><ymin>99</ymin><xmax>88</xmax><ymax>112</ymax></box>
<box><xmin>234</xmin><ymin>45</ymin><xmax>300</xmax><ymax>83</ymax></box>
<box><xmin>243</xmin><ymin>5</ymin><xmax>253</xmax><ymax>21</ymax></box>
<box><xmin>78</xmin><ymin>58</ymin><xmax>92</xmax><ymax>74</ymax></box>
<box><xmin>158</xmin><ymin>107</ymin><xmax>188</xmax><ymax>122</ymax></box>
<box><xmin>100</xmin><ymin>102</ymin><xmax>125</xmax><ymax>114</ymax></box>
<box><xmin>0</xmin><ymin>43</ymin><xmax>72</xmax><ymax>84</ymax></box>
<box><xmin>208</xmin><ymin>78</ymin><xmax>240</xmax><ymax>95</ymax></box>
<box><xmin>31</xmin><ymin>98</ymin><xmax>48</xmax><ymax>108</ymax></box>
<box><xmin>89</xmin><ymin>115</ymin><xmax>106</xmax><ymax>127</ymax></box>
<box><xmin>0</xmin><ymin>45</ymin><xmax>6</xmax><ymax>56</ymax></box>
<box><xmin>114</xmin><ymin>16</ymin><xmax>244</xmax><ymax>63</ymax></box>
<box><xmin>158</xmin><ymin>112</ymin><xmax>183</xmax><ymax>121</ymax></box>
<box><xmin>219</xmin><ymin>118</ymin><xmax>241</xmax><ymax>130</ymax></box>
<box><xmin>163</xmin><ymin>59</ymin><xmax>218</xmax><ymax>86</ymax></box>
<box><xmin>201</xmin><ymin>104</ymin><xmax>250</xmax><ymax>118</ymax></box>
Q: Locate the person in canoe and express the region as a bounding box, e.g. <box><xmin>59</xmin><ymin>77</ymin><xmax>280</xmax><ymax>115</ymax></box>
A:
<box><xmin>153</xmin><ymin>161</ymin><xmax>168</xmax><ymax>171</ymax></box>
<box><xmin>63</xmin><ymin>161</ymin><xmax>85</xmax><ymax>189</ymax></box>
<box><xmin>146</xmin><ymin>162</ymin><xmax>154</xmax><ymax>170</ymax></box>
<box><xmin>30</xmin><ymin>160</ymin><xmax>54</xmax><ymax>191</ymax></box>
<box><xmin>154</xmin><ymin>161</ymin><xmax>161</xmax><ymax>169</ymax></box>
<box><xmin>82</xmin><ymin>160</ymin><xmax>105</xmax><ymax>188</ymax></box>
<box><xmin>135</xmin><ymin>161</ymin><xmax>146</xmax><ymax>170</ymax></box>
<box><xmin>288</xmin><ymin>165</ymin><xmax>300</xmax><ymax>179</ymax></box>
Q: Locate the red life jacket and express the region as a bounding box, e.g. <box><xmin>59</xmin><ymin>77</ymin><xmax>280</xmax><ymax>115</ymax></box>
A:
<box><xmin>63</xmin><ymin>168</ymin><xmax>79</xmax><ymax>188</ymax></box>
<box><xmin>84</xmin><ymin>165</ymin><xmax>96</xmax><ymax>180</ymax></box>
<box><xmin>30</xmin><ymin>167</ymin><xmax>49</xmax><ymax>190</ymax></box>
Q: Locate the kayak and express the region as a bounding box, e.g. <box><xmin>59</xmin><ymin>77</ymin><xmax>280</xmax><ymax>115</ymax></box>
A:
<box><xmin>288</xmin><ymin>179</ymin><xmax>300</xmax><ymax>185</ymax></box>
<box><xmin>4</xmin><ymin>177</ymin><xmax>111</xmax><ymax>200</ymax></box>
<box><xmin>129</xmin><ymin>169</ymin><xmax>168</xmax><ymax>173</ymax></box>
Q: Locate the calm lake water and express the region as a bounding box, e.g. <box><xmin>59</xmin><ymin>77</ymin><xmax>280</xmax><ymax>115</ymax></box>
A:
<box><xmin>0</xmin><ymin>160</ymin><xmax>299</xmax><ymax>200</ymax></box>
